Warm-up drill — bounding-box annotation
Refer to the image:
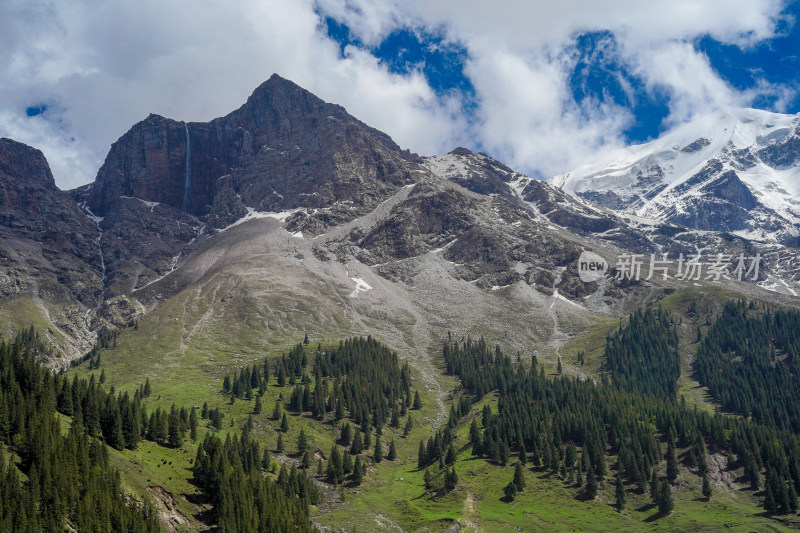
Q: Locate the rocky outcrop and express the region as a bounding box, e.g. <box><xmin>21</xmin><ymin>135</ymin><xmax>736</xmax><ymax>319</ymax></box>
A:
<box><xmin>0</xmin><ymin>138</ymin><xmax>101</xmax><ymax>307</ymax></box>
<box><xmin>84</xmin><ymin>74</ymin><xmax>420</xmax><ymax>227</ymax></box>
<box><xmin>4</xmin><ymin>79</ymin><xmax>800</xmax><ymax>368</ymax></box>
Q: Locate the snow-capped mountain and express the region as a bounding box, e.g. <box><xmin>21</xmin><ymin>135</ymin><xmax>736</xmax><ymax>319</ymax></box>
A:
<box><xmin>6</xmin><ymin>76</ymin><xmax>800</xmax><ymax>365</ymax></box>
<box><xmin>551</xmin><ymin>108</ymin><xmax>800</xmax><ymax>246</ymax></box>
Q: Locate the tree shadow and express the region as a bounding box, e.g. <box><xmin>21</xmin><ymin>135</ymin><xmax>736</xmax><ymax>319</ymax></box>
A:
<box><xmin>184</xmin><ymin>490</ymin><xmax>216</xmax><ymax>527</ymax></box>
<box><xmin>643</xmin><ymin>512</ymin><xmax>664</xmax><ymax>523</ymax></box>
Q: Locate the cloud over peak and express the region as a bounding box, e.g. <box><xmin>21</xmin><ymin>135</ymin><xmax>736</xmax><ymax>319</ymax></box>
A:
<box><xmin>0</xmin><ymin>0</ymin><xmax>795</xmax><ymax>188</ymax></box>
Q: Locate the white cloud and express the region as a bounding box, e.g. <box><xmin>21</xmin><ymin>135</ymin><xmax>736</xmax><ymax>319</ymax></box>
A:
<box><xmin>627</xmin><ymin>41</ymin><xmax>744</xmax><ymax>127</ymax></box>
<box><xmin>0</xmin><ymin>0</ymin><xmax>792</xmax><ymax>188</ymax></box>
<box><xmin>0</xmin><ymin>0</ymin><xmax>465</xmax><ymax>188</ymax></box>
<box><xmin>463</xmin><ymin>46</ymin><xmax>632</xmax><ymax>175</ymax></box>
<box><xmin>317</xmin><ymin>0</ymin><xmax>791</xmax><ymax>173</ymax></box>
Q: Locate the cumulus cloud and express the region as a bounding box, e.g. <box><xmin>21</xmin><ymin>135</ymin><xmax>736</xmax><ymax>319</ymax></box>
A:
<box><xmin>0</xmin><ymin>0</ymin><xmax>792</xmax><ymax>188</ymax></box>
<box><xmin>0</xmin><ymin>0</ymin><xmax>466</xmax><ymax>188</ymax></box>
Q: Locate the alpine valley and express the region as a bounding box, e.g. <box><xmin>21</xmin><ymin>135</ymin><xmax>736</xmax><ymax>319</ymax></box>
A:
<box><xmin>3</xmin><ymin>75</ymin><xmax>800</xmax><ymax>532</ymax></box>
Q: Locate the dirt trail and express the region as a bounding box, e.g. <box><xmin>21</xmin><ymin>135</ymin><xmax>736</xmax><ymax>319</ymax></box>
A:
<box><xmin>460</xmin><ymin>491</ymin><xmax>480</xmax><ymax>532</ymax></box>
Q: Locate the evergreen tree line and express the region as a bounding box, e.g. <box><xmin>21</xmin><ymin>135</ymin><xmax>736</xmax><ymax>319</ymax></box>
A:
<box><xmin>193</xmin><ymin>428</ymin><xmax>319</xmax><ymax>533</ymax></box>
<box><xmin>49</xmin><ymin>361</ymin><xmax>189</xmax><ymax>453</ymax></box>
<box><xmin>695</xmin><ymin>300</ymin><xmax>800</xmax><ymax>432</ymax></box>
<box><xmin>442</xmin><ymin>331</ymin><xmax>800</xmax><ymax>514</ymax></box>
<box><xmin>417</xmin><ymin>396</ymin><xmax>471</xmax><ymax>469</ymax></box>
<box><xmin>604</xmin><ymin>307</ymin><xmax>680</xmax><ymax>399</ymax></box>
<box><xmin>0</xmin><ymin>328</ymin><xmax>160</xmax><ymax>532</ymax></box>
<box><xmin>222</xmin><ymin>337</ymin><xmax>420</xmax><ymax>434</ymax></box>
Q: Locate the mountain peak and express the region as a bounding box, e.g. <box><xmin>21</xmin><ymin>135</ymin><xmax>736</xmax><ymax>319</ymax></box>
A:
<box><xmin>84</xmin><ymin>75</ymin><xmax>415</xmax><ymax>222</ymax></box>
<box><xmin>0</xmin><ymin>137</ymin><xmax>54</xmax><ymax>187</ymax></box>
<box><xmin>239</xmin><ymin>73</ymin><xmax>336</xmax><ymax>120</ymax></box>
<box><xmin>551</xmin><ymin>107</ymin><xmax>800</xmax><ymax>245</ymax></box>
<box><xmin>448</xmin><ymin>147</ymin><xmax>475</xmax><ymax>157</ymax></box>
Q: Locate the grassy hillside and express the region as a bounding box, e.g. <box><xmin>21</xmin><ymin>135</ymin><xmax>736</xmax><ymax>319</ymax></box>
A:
<box><xmin>60</xmin><ymin>294</ymin><xmax>800</xmax><ymax>532</ymax></box>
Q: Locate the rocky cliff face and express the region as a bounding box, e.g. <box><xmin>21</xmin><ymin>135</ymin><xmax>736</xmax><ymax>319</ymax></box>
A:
<box><xmin>84</xmin><ymin>74</ymin><xmax>419</xmax><ymax>227</ymax></box>
<box><xmin>5</xmin><ymin>77</ymin><xmax>800</xmax><ymax>367</ymax></box>
<box><xmin>0</xmin><ymin>138</ymin><xmax>101</xmax><ymax>305</ymax></box>
<box><xmin>0</xmin><ymin>138</ymin><xmax>103</xmax><ymax>361</ymax></box>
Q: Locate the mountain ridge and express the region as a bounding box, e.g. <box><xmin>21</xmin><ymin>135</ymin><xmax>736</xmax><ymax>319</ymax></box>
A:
<box><xmin>552</xmin><ymin>107</ymin><xmax>800</xmax><ymax>246</ymax></box>
<box><xmin>3</xmin><ymin>75</ymin><xmax>800</xmax><ymax>369</ymax></box>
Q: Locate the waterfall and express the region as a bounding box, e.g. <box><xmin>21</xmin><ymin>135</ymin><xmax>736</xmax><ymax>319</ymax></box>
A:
<box><xmin>183</xmin><ymin>122</ymin><xmax>191</xmax><ymax>213</ymax></box>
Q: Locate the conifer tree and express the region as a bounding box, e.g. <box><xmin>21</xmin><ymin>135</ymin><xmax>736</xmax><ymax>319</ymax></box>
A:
<box><xmin>659</xmin><ymin>479</ymin><xmax>674</xmax><ymax>515</ymax></box>
<box><xmin>168</xmin><ymin>410</ymin><xmax>183</xmax><ymax>448</ymax></box>
<box><xmin>445</xmin><ymin>444</ymin><xmax>456</xmax><ymax>465</ymax></box>
<box><xmin>514</xmin><ymin>462</ymin><xmax>526</xmax><ymax>492</ymax></box>
<box><xmin>702</xmin><ymin>472</ymin><xmax>712</xmax><ymax>500</ymax></box>
<box><xmin>404</xmin><ymin>415</ymin><xmax>414</xmax><ymax>437</ymax></box>
<box><xmin>189</xmin><ymin>407</ymin><xmax>198</xmax><ymax>441</ymax></box>
<box><xmin>615</xmin><ymin>472</ymin><xmax>626</xmax><ymax>510</ymax></box>
<box><xmin>342</xmin><ymin>451</ymin><xmax>352</xmax><ymax>474</ymax></box>
<box><xmin>353</xmin><ymin>456</ymin><xmax>364</xmax><ymax>485</ymax></box>
<box><xmin>327</xmin><ymin>446</ymin><xmax>344</xmax><ymax>484</ymax></box>
<box><xmin>503</xmin><ymin>481</ymin><xmax>517</xmax><ymax>501</ymax></box>
<box><xmin>585</xmin><ymin>467</ymin><xmax>598</xmax><ymax>499</ymax></box>
<box><xmin>445</xmin><ymin>468</ymin><xmax>458</xmax><ymax>492</ymax></box>
<box><xmin>666</xmin><ymin>441</ymin><xmax>679</xmax><ymax>482</ymax></box>
<box><xmin>351</xmin><ymin>431</ymin><xmax>364</xmax><ymax>455</ymax></box>
<box><xmin>340</xmin><ymin>423</ymin><xmax>352</xmax><ymax>446</ymax></box>
<box><xmin>297</xmin><ymin>428</ymin><xmax>309</xmax><ymax>453</ymax></box>
<box><xmin>650</xmin><ymin>468</ymin><xmax>661</xmax><ymax>504</ymax></box>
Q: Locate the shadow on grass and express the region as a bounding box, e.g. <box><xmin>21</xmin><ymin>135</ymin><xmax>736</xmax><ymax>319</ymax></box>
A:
<box><xmin>183</xmin><ymin>484</ymin><xmax>216</xmax><ymax>527</ymax></box>
<box><xmin>643</xmin><ymin>511</ymin><xmax>668</xmax><ymax>523</ymax></box>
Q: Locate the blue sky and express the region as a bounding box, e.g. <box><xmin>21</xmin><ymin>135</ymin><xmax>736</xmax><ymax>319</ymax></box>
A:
<box><xmin>1</xmin><ymin>0</ymin><xmax>798</xmax><ymax>188</ymax></box>
<box><xmin>323</xmin><ymin>3</ymin><xmax>800</xmax><ymax>148</ymax></box>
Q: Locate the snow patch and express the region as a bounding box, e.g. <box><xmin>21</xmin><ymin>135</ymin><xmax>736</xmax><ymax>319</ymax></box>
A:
<box><xmin>349</xmin><ymin>277</ymin><xmax>373</xmax><ymax>298</ymax></box>
<box><xmin>218</xmin><ymin>207</ymin><xmax>303</xmax><ymax>232</ymax></box>
<box><xmin>121</xmin><ymin>196</ymin><xmax>159</xmax><ymax>212</ymax></box>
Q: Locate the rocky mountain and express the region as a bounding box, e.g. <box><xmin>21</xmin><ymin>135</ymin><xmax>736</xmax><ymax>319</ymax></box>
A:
<box><xmin>0</xmin><ymin>138</ymin><xmax>100</xmax><ymax>304</ymax></box>
<box><xmin>78</xmin><ymin>74</ymin><xmax>418</xmax><ymax>226</ymax></box>
<box><xmin>3</xmin><ymin>76</ymin><xmax>800</xmax><ymax>367</ymax></box>
<box><xmin>0</xmin><ymin>138</ymin><xmax>103</xmax><ymax>357</ymax></box>
<box><xmin>551</xmin><ymin>108</ymin><xmax>800</xmax><ymax>246</ymax></box>
<box><xmin>7</xmin><ymin>75</ymin><xmax>800</xmax><ymax>533</ymax></box>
